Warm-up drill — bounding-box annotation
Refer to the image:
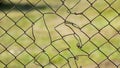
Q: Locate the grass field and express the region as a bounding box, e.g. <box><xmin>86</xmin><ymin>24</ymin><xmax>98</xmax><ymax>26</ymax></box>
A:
<box><xmin>1</xmin><ymin>0</ymin><xmax>120</xmax><ymax>68</ymax></box>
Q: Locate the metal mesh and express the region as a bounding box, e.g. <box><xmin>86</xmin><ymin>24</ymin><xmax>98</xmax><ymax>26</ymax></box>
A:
<box><xmin>0</xmin><ymin>0</ymin><xmax>120</xmax><ymax>68</ymax></box>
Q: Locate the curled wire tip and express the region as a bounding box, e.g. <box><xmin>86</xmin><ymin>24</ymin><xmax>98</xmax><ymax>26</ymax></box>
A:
<box><xmin>76</xmin><ymin>42</ymin><xmax>82</xmax><ymax>48</ymax></box>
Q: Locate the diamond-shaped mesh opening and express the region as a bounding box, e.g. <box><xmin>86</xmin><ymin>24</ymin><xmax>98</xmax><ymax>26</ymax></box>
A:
<box><xmin>89</xmin><ymin>50</ymin><xmax>106</xmax><ymax>64</ymax></box>
<box><xmin>0</xmin><ymin>34</ymin><xmax>15</xmax><ymax>47</ymax></box>
<box><xmin>0</xmin><ymin>17</ymin><xmax>14</xmax><ymax>30</ymax></box>
<box><xmin>44</xmin><ymin>0</ymin><xmax>62</xmax><ymax>11</ymax></box>
<box><xmin>111</xmin><ymin>0</ymin><xmax>120</xmax><ymax>13</ymax></box>
<box><xmin>7</xmin><ymin>10</ymin><xmax>24</xmax><ymax>22</ymax></box>
<box><xmin>99</xmin><ymin>60</ymin><xmax>116</xmax><ymax>68</ymax></box>
<box><xmin>17</xmin><ymin>17</ymin><xmax>32</xmax><ymax>30</ymax></box>
<box><xmin>110</xmin><ymin>16</ymin><xmax>120</xmax><ymax>31</ymax></box>
<box><xmin>17</xmin><ymin>51</ymin><xmax>33</xmax><ymax>65</ymax></box>
<box><xmin>64</xmin><ymin>0</ymin><xmax>80</xmax><ymax>9</ymax></box>
<box><xmin>51</xmin><ymin>54</ymin><xmax>67</xmax><ymax>68</ymax></box>
<box><xmin>110</xmin><ymin>34</ymin><xmax>120</xmax><ymax>48</ymax></box>
<box><xmin>60</xmin><ymin>50</ymin><xmax>73</xmax><ymax>59</ymax></box>
<box><xmin>82</xmin><ymin>41</ymin><xmax>97</xmax><ymax>54</ymax></box>
<box><xmin>35</xmin><ymin>52</ymin><xmax>49</xmax><ymax>66</ymax></box>
<box><xmin>16</xmin><ymin>34</ymin><xmax>33</xmax><ymax>48</ymax></box>
<box><xmin>92</xmin><ymin>0</ymin><xmax>109</xmax><ymax>12</ymax></box>
<box><xmin>7</xmin><ymin>59</ymin><xmax>24</xmax><ymax>68</ymax></box>
<box><xmin>83</xmin><ymin>7</ymin><xmax>99</xmax><ymax>20</ymax></box>
<box><xmin>25</xmin><ymin>10</ymin><xmax>43</xmax><ymax>22</ymax></box>
<box><xmin>100</xmin><ymin>43</ymin><xmax>116</xmax><ymax>56</ymax></box>
<box><xmin>109</xmin><ymin>51</ymin><xmax>120</xmax><ymax>65</ymax></box>
<box><xmin>81</xmin><ymin>24</ymin><xmax>98</xmax><ymax>37</ymax></box>
<box><xmin>7</xmin><ymin>25</ymin><xmax>24</xmax><ymax>39</ymax></box>
<box><xmin>26</xmin><ymin>43</ymin><xmax>42</xmax><ymax>57</ymax></box>
<box><xmin>70</xmin><ymin>0</ymin><xmax>90</xmax><ymax>13</ymax></box>
<box><xmin>7</xmin><ymin>43</ymin><xmax>24</xmax><ymax>56</ymax></box>
<box><xmin>101</xmin><ymin>7</ymin><xmax>118</xmax><ymax>21</ymax></box>
<box><xmin>44</xmin><ymin>45</ymin><xmax>58</xmax><ymax>59</ymax></box>
<box><xmin>92</xmin><ymin>16</ymin><xmax>108</xmax><ymax>30</ymax></box>
<box><xmin>90</xmin><ymin>34</ymin><xmax>107</xmax><ymax>47</ymax></box>
<box><xmin>56</xmin><ymin>6</ymin><xmax>70</xmax><ymax>19</ymax></box>
<box><xmin>100</xmin><ymin>25</ymin><xmax>117</xmax><ymax>39</ymax></box>
<box><xmin>0</xmin><ymin>51</ymin><xmax>15</xmax><ymax>64</ymax></box>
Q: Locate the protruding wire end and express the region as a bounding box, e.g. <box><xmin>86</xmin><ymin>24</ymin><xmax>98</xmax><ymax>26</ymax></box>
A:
<box><xmin>76</xmin><ymin>42</ymin><xmax>82</xmax><ymax>48</ymax></box>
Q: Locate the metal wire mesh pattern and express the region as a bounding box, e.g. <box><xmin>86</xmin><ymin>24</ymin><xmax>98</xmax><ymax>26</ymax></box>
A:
<box><xmin>0</xmin><ymin>0</ymin><xmax>120</xmax><ymax>68</ymax></box>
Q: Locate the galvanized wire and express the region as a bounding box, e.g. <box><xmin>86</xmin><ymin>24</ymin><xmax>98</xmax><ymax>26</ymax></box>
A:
<box><xmin>0</xmin><ymin>0</ymin><xmax>120</xmax><ymax>68</ymax></box>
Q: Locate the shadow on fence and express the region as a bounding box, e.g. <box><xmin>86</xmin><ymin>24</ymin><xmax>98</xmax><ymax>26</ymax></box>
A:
<box><xmin>0</xmin><ymin>3</ymin><xmax>47</xmax><ymax>11</ymax></box>
<box><xmin>1</xmin><ymin>0</ymin><xmax>120</xmax><ymax>68</ymax></box>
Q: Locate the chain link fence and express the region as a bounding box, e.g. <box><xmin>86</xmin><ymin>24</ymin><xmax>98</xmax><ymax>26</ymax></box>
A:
<box><xmin>0</xmin><ymin>0</ymin><xmax>120</xmax><ymax>68</ymax></box>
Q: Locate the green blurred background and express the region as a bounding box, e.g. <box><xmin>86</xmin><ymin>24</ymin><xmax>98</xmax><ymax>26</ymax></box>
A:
<box><xmin>0</xmin><ymin>0</ymin><xmax>120</xmax><ymax>68</ymax></box>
